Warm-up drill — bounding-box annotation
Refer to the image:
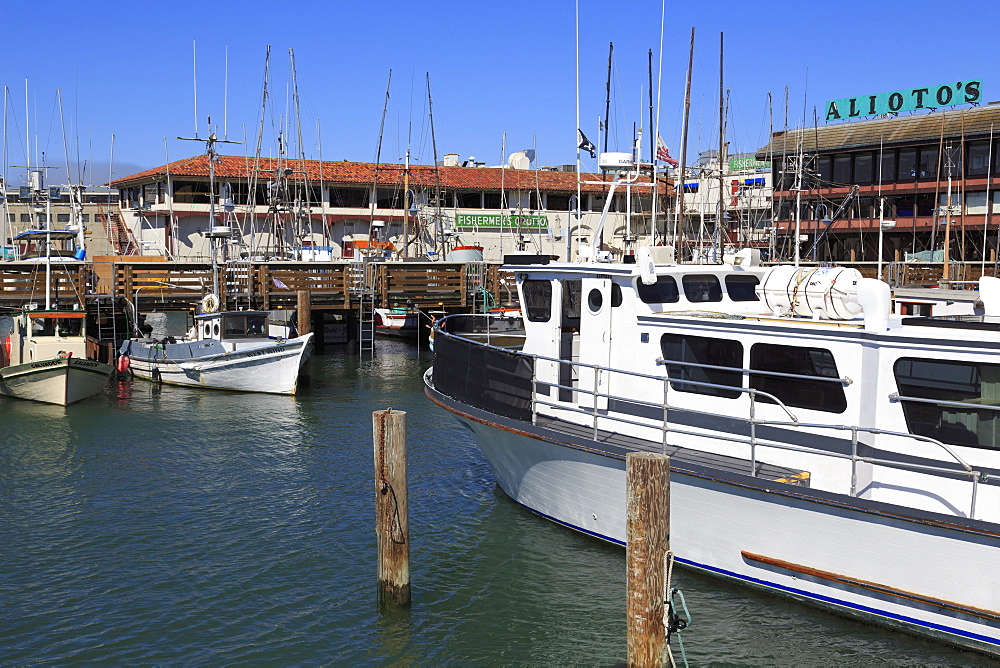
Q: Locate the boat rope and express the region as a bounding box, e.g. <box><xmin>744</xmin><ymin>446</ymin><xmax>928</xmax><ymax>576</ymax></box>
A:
<box><xmin>663</xmin><ymin>550</ymin><xmax>691</xmax><ymax>668</ymax></box>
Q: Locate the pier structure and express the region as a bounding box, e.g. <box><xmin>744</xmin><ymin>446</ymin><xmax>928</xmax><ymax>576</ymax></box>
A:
<box><xmin>0</xmin><ymin>256</ymin><xmax>515</xmax><ymax>359</ymax></box>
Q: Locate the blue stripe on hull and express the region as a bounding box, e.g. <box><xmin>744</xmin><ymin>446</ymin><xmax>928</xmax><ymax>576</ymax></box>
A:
<box><xmin>515</xmin><ymin>500</ymin><xmax>1000</xmax><ymax>651</ymax></box>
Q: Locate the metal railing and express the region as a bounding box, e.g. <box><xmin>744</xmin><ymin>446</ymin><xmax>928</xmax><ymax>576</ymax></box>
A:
<box><xmin>434</xmin><ymin>319</ymin><xmax>990</xmax><ymax>520</ymax></box>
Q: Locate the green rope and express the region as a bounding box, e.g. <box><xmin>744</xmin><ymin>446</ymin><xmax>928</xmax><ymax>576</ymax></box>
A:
<box><xmin>669</xmin><ymin>587</ymin><xmax>691</xmax><ymax>668</ymax></box>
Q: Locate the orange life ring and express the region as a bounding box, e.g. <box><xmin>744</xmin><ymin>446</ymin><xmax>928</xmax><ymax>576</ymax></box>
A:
<box><xmin>117</xmin><ymin>355</ymin><xmax>131</xmax><ymax>373</ymax></box>
<box><xmin>3</xmin><ymin>337</ymin><xmax>9</xmax><ymax>355</ymax></box>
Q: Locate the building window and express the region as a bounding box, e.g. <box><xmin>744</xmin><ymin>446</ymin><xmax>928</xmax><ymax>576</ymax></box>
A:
<box><xmin>894</xmin><ymin>357</ymin><xmax>1000</xmax><ymax>450</ymax></box>
<box><xmin>749</xmin><ymin>343</ymin><xmax>847</xmax><ymax>413</ymax></box>
<box><xmin>330</xmin><ymin>187</ymin><xmax>368</xmax><ymax>208</ymax></box>
<box><xmin>918</xmin><ymin>147</ymin><xmax>938</xmax><ymax>179</ymax></box>
<box><xmin>546</xmin><ymin>194</ymin><xmax>571</xmax><ymax>211</ymax></box>
<box><xmin>853</xmin><ymin>153</ymin><xmax>873</xmax><ymax>184</ymax></box>
<box><xmin>682</xmin><ymin>274</ymin><xmax>723</xmax><ymax>302</ymax></box>
<box><xmin>7</xmin><ymin>214</ymin><xmax>14</xmax><ymax>223</ymax></box>
<box><xmin>637</xmin><ymin>276</ymin><xmax>679</xmax><ymax>304</ymax></box>
<box><xmin>878</xmin><ymin>149</ymin><xmax>896</xmax><ymax>183</ymax></box>
<box><xmin>456</xmin><ymin>191</ymin><xmax>482</xmax><ymax>208</ymax></box>
<box><xmin>661</xmin><ymin>334</ymin><xmax>743</xmax><ymax>399</ymax></box>
<box><xmin>815</xmin><ymin>156</ymin><xmax>833</xmax><ymax>184</ymax></box>
<box><xmin>57</xmin><ymin>213</ymin><xmax>70</xmax><ymax>223</ymax></box>
<box><xmin>898</xmin><ymin>149</ymin><xmax>917</xmax><ymax>180</ymax></box>
<box><xmin>725</xmin><ymin>274</ymin><xmax>760</xmax><ymax>301</ymax></box>
<box><xmin>967</xmin><ymin>141</ymin><xmax>991</xmax><ymax>177</ymax></box>
<box><xmin>483</xmin><ymin>192</ymin><xmax>502</xmax><ymax>209</ymax></box>
<box><xmin>833</xmin><ymin>154</ymin><xmax>852</xmax><ymax>184</ymax></box>
<box><xmin>20</xmin><ymin>214</ymin><xmax>31</xmax><ymax>223</ymax></box>
<box><xmin>81</xmin><ymin>214</ymin><xmax>90</xmax><ymax>223</ymax></box>
<box><xmin>522</xmin><ymin>279</ymin><xmax>552</xmax><ymax>322</ymax></box>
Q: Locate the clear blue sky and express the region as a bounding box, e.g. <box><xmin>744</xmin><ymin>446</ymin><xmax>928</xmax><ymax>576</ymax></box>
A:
<box><xmin>1</xmin><ymin>0</ymin><xmax>994</xmax><ymax>186</ymax></box>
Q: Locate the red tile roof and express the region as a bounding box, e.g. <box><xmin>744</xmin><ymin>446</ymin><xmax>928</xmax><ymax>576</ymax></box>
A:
<box><xmin>110</xmin><ymin>154</ymin><xmax>662</xmax><ymax>194</ymax></box>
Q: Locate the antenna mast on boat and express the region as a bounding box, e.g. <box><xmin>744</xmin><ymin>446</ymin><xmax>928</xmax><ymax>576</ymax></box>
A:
<box><xmin>177</xmin><ymin>132</ymin><xmax>241</xmax><ymax>299</ymax></box>
<box><xmin>1</xmin><ymin>87</ymin><xmax>8</xmax><ymax>257</ymax></box>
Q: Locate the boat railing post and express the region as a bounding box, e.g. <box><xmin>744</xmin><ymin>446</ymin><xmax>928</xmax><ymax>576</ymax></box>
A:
<box><xmin>749</xmin><ymin>391</ymin><xmax>758</xmax><ymax>477</ymax></box>
<box><xmin>850</xmin><ymin>427</ymin><xmax>859</xmax><ymax>497</ymax></box>
<box><xmin>662</xmin><ymin>376</ymin><xmax>670</xmax><ymax>453</ymax></box>
<box><xmin>969</xmin><ymin>474</ymin><xmax>978</xmax><ymax>520</ymax></box>
<box><xmin>592</xmin><ymin>365</ymin><xmax>601</xmax><ymax>441</ymax></box>
<box><xmin>530</xmin><ymin>356</ymin><xmax>538</xmax><ymax>426</ymax></box>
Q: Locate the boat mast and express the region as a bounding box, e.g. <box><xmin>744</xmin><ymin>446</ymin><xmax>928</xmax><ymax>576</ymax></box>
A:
<box><xmin>369</xmin><ymin>70</ymin><xmax>391</xmax><ymax>248</ymax></box>
<box><xmin>673</xmin><ymin>28</ymin><xmax>695</xmax><ymax>258</ymax></box>
<box><xmin>426</xmin><ymin>73</ymin><xmax>443</xmax><ymax>257</ymax></box>
<box><xmin>716</xmin><ymin>32</ymin><xmax>725</xmax><ymax>262</ymax></box>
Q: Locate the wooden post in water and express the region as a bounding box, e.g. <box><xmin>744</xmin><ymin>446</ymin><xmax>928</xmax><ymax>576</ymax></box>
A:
<box><xmin>297</xmin><ymin>290</ymin><xmax>312</xmax><ymax>337</ymax></box>
<box><xmin>626</xmin><ymin>452</ymin><xmax>670</xmax><ymax>667</ymax></box>
<box><xmin>373</xmin><ymin>408</ymin><xmax>410</xmax><ymax>607</ymax></box>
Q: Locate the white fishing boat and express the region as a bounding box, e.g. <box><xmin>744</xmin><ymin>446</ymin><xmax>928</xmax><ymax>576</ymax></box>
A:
<box><xmin>0</xmin><ymin>230</ymin><xmax>113</xmax><ymax>405</ymax></box>
<box><xmin>119</xmin><ymin>305</ymin><xmax>313</xmax><ymax>395</ymax></box>
<box><xmin>424</xmin><ymin>246</ymin><xmax>1000</xmax><ymax>657</ymax></box>
<box><xmin>374</xmin><ymin>307</ymin><xmax>420</xmax><ymax>339</ymax></box>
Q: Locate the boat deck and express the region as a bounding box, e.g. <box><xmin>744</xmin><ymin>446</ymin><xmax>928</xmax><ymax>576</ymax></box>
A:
<box><xmin>535</xmin><ymin>414</ymin><xmax>810</xmax><ymax>486</ymax></box>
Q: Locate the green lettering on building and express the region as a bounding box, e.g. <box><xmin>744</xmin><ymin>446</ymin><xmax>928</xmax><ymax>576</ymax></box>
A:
<box><xmin>455</xmin><ymin>213</ymin><xmax>549</xmax><ymax>229</ymax></box>
<box><xmin>825</xmin><ymin>80</ymin><xmax>982</xmax><ymax>121</ymax></box>
<box><xmin>729</xmin><ymin>157</ymin><xmax>771</xmax><ymax>171</ymax></box>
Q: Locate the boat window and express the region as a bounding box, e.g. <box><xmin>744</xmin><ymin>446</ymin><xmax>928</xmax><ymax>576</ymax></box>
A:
<box><xmin>636</xmin><ymin>276</ymin><xmax>679</xmax><ymax>304</ymax></box>
<box><xmin>750</xmin><ymin>344</ymin><xmax>847</xmax><ymax>413</ymax></box>
<box><xmin>661</xmin><ymin>334</ymin><xmax>743</xmax><ymax>399</ymax></box>
<box><xmin>682</xmin><ymin>274</ymin><xmax>723</xmax><ymax>303</ymax></box>
<box><xmin>611</xmin><ymin>282</ymin><xmax>623</xmax><ymax>307</ymax></box>
<box><xmin>725</xmin><ymin>275</ymin><xmax>760</xmax><ymax>302</ymax></box>
<box><xmin>30</xmin><ymin>317</ymin><xmax>82</xmax><ymax>337</ymax></box>
<box><xmin>561</xmin><ymin>280</ymin><xmax>582</xmax><ymax>330</ymax></box>
<box><xmin>222</xmin><ymin>314</ymin><xmax>268</xmax><ymax>338</ymax></box>
<box><xmin>894</xmin><ymin>357</ymin><xmax>1000</xmax><ymax>450</ymax></box>
<box><xmin>587</xmin><ymin>289</ymin><xmax>603</xmax><ymax>313</ymax></box>
<box><xmin>522</xmin><ymin>280</ymin><xmax>552</xmax><ymax>322</ymax></box>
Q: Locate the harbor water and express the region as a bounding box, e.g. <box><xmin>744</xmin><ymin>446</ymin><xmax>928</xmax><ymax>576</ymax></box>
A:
<box><xmin>1</xmin><ymin>340</ymin><xmax>995</xmax><ymax>665</ymax></box>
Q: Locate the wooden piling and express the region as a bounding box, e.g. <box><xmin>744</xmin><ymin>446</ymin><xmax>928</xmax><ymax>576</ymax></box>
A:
<box><xmin>373</xmin><ymin>408</ymin><xmax>410</xmax><ymax>607</ymax></box>
<box><xmin>297</xmin><ymin>290</ymin><xmax>312</xmax><ymax>336</ymax></box>
<box><xmin>626</xmin><ymin>452</ymin><xmax>671</xmax><ymax>667</ymax></box>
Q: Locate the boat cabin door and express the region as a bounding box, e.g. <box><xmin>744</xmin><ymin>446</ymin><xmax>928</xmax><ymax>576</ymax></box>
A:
<box><xmin>577</xmin><ymin>276</ymin><xmax>613</xmax><ymax>410</ymax></box>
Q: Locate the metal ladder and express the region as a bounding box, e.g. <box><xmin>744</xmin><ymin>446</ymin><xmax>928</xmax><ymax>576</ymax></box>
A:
<box><xmin>357</xmin><ymin>290</ymin><xmax>376</xmax><ymax>357</ymax></box>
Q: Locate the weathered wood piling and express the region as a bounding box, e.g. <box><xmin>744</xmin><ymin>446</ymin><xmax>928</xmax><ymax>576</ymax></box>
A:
<box><xmin>373</xmin><ymin>408</ymin><xmax>410</xmax><ymax>607</ymax></box>
<box><xmin>626</xmin><ymin>452</ymin><xmax>671</xmax><ymax>667</ymax></box>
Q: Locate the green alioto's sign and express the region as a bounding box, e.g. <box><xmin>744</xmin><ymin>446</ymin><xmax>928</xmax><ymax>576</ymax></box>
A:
<box><xmin>825</xmin><ymin>80</ymin><xmax>982</xmax><ymax>121</ymax></box>
<box><xmin>455</xmin><ymin>213</ymin><xmax>549</xmax><ymax>229</ymax></box>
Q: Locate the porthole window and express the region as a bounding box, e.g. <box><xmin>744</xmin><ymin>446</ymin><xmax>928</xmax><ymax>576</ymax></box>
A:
<box><xmin>204</xmin><ymin>324</ymin><xmax>211</xmax><ymax>337</ymax></box>
<box><xmin>214</xmin><ymin>324</ymin><xmax>220</xmax><ymax>336</ymax></box>
<box><xmin>611</xmin><ymin>283</ymin><xmax>623</xmax><ymax>307</ymax></box>
<box><xmin>588</xmin><ymin>288</ymin><xmax>603</xmax><ymax>312</ymax></box>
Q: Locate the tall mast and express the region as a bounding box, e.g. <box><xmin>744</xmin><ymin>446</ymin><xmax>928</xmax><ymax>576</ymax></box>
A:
<box><xmin>943</xmin><ymin>141</ymin><xmax>954</xmax><ymax>283</ymax></box>
<box><xmin>426</xmin><ymin>72</ymin><xmax>443</xmax><ymax>256</ymax></box>
<box><xmin>673</xmin><ymin>28</ymin><xmax>695</xmax><ymax>256</ymax></box>
<box><xmin>369</xmin><ymin>70</ymin><xmax>392</xmax><ymax>243</ymax></box>
<box><xmin>716</xmin><ymin>32</ymin><xmax>725</xmax><ymax>262</ymax></box>
<box><xmin>574</xmin><ymin>0</ymin><xmax>581</xmax><ymax>262</ymax></box>
<box><xmin>603</xmin><ymin>43</ymin><xmax>613</xmax><ymax>155</ymax></box>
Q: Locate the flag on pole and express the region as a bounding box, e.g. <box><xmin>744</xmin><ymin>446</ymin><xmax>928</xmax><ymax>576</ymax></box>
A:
<box><xmin>656</xmin><ymin>133</ymin><xmax>679</xmax><ymax>167</ymax></box>
<box><xmin>577</xmin><ymin>129</ymin><xmax>596</xmax><ymax>158</ymax></box>
<box><xmin>273</xmin><ymin>277</ymin><xmax>290</xmax><ymax>290</ymax></box>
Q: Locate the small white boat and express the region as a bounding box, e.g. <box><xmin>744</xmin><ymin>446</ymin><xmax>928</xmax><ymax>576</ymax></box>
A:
<box><xmin>120</xmin><ymin>310</ymin><xmax>313</xmax><ymax>394</ymax></box>
<box><xmin>374</xmin><ymin>307</ymin><xmax>420</xmax><ymax>339</ymax></box>
<box><xmin>0</xmin><ymin>229</ymin><xmax>113</xmax><ymax>405</ymax></box>
<box><xmin>0</xmin><ymin>309</ymin><xmax>113</xmax><ymax>405</ymax></box>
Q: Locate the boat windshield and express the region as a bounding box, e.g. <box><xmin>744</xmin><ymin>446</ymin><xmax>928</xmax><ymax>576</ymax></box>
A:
<box><xmin>222</xmin><ymin>314</ymin><xmax>268</xmax><ymax>338</ymax></box>
<box><xmin>30</xmin><ymin>316</ymin><xmax>83</xmax><ymax>337</ymax></box>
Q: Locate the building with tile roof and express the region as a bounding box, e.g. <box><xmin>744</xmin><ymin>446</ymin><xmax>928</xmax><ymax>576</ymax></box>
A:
<box><xmin>756</xmin><ymin>101</ymin><xmax>1000</xmax><ymax>270</ymax></box>
<box><xmin>109</xmin><ymin>153</ymin><xmax>670</xmax><ymax>262</ymax></box>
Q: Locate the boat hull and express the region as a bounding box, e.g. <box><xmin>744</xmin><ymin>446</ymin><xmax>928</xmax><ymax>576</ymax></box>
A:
<box><xmin>124</xmin><ymin>334</ymin><xmax>313</xmax><ymax>394</ymax></box>
<box><xmin>425</xmin><ymin>374</ymin><xmax>1000</xmax><ymax>658</ymax></box>
<box><xmin>0</xmin><ymin>357</ymin><xmax>113</xmax><ymax>405</ymax></box>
